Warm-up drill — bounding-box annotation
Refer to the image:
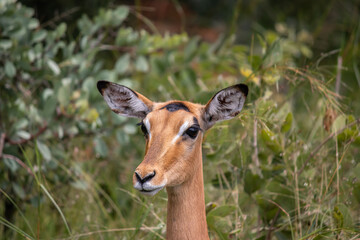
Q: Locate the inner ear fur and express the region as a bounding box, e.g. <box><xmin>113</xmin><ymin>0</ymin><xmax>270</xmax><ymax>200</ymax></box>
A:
<box><xmin>203</xmin><ymin>84</ymin><xmax>248</xmax><ymax>129</ymax></box>
<box><xmin>97</xmin><ymin>80</ymin><xmax>153</xmax><ymax>119</ymax></box>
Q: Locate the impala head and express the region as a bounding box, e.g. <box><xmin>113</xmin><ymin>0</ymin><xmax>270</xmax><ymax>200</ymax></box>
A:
<box><xmin>97</xmin><ymin>81</ymin><xmax>248</xmax><ymax>196</ymax></box>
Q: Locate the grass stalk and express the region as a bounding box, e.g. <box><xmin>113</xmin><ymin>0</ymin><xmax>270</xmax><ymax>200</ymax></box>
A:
<box><xmin>335</xmin><ymin>132</ymin><xmax>340</xmax><ymax>204</ymax></box>
<box><xmin>40</xmin><ymin>184</ymin><xmax>72</xmax><ymax>236</ymax></box>
<box><xmin>0</xmin><ymin>188</ymin><xmax>35</xmax><ymax>237</ymax></box>
<box><xmin>294</xmin><ymin>157</ymin><xmax>302</xmax><ymax>238</ymax></box>
<box><xmin>0</xmin><ymin>216</ymin><xmax>34</xmax><ymax>240</ymax></box>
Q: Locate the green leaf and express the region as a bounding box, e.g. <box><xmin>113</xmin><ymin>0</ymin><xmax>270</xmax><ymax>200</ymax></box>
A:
<box><xmin>112</xmin><ymin>6</ymin><xmax>129</xmax><ymax>26</ymax></box>
<box><xmin>207</xmin><ymin>205</ymin><xmax>236</xmax><ymax>218</ymax></box>
<box><xmin>28</xmin><ymin>18</ymin><xmax>39</xmax><ymax>29</ymax></box>
<box><xmin>124</xmin><ymin>124</ymin><xmax>137</xmax><ymax>135</ymax></box>
<box><xmin>94</xmin><ymin>137</ymin><xmax>108</xmax><ymax>157</ymax></box>
<box><xmin>206</xmin><ymin>215</ymin><xmax>231</xmax><ymax>240</ymax></box>
<box><xmin>77</xmin><ymin>15</ymin><xmax>93</xmax><ymax>34</ymax></box>
<box><xmin>135</xmin><ymin>55</ymin><xmax>149</xmax><ymax>72</ymax></box>
<box><xmin>67</xmin><ymin>126</ymin><xmax>79</xmax><ymax>136</ymax></box>
<box><xmin>57</xmin><ymin>84</ymin><xmax>71</xmax><ymax>106</ymax></box>
<box><xmin>36</xmin><ymin>140</ymin><xmax>52</xmax><ymax>162</ymax></box>
<box><xmin>70</xmin><ymin>180</ymin><xmax>88</xmax><ymax>190</ymax></box>
<box><xmin>41</xmin><ymin>95</ymin><xmax>57</xmax><ymax>119</ymax></box>
<box><xmin>116</xmin><ymin>129</ymin><xmax>129</xmax><ymax>144</ymax></box>
<box><xmin>184</xmin><ymin>37</ymin><xmax>199</xmax><ymax>62</ymax></box>
<box><xmin>281</xmin><ymin>112</ymin><xmax>293</xmax><ymax>133</ymax></box>
<box><xmin>300</xmin><ymin>45</ymin><xmax>313</xmax><ymax>58</ymax></box>
<box><xmin>244</xmin><ymin>170</ymin><xmax>262</xmax><ymax>195</ymax></box>
<box><xmin>353</xmin><ymin>183</ymin><xmax>360</xmax><ymax>204</ymax></box>
<box><xmin>260</xmin><ymin>128</ymin><xmax>282</xmax><ymax>154</ymax></box>
<box><xmin>13</xmin><ymin>118</ymin><xmax>29</xmax><ymax>130</ymax></box>
<box><xmin>47</xmin><ymin>59</ymin><xmax>60</xmax><ymax>75</ymax></box>
<box><xmin>30</xmin><ymin>196</ymin><xmax>44</xmax><ymax>207</ymax></box>
<box><xmin>32</xmin><ymin>30</ymin><xmax>47</xmax><ymax>43</ymax></box>
<box><xmin>12</xmin><ymin>183</ymin><xmax>26</xmax><ymax>199</ymax></box>
<box><xmin>332</xmin><ymin>114</ymin><xmax>346</xmax><ymax>131</ymax></box>
<box><xmin>266</xmin><ymin>180</ymin><xmax>294</xmax><ymax>215</ymax></box>
<box><xmin>5</xmin><ymin>61</ymin><xmax>16</xmax><ymax>78</ymax></box>
<box><xmin>82</xmin><ymin>77</ymin><xmax>96</xmax><ymax>95</ymax></box>
<box><xmin>55</xmin><ymin>23</ymin><xmax>67</xmax><ymax>38</ymax></box>
<box><xmin>115</xmin><ymin>54</ymin><xmax>130</xmax><ymax>74</ymax></box>
<box><xmin>116</xmin><ymin>28</ymin><xmax>138</xmax><ymax>45</ymax></box>
<box><xmin>263</xmin><ymin>39</ymin><xmax>282</xmax><ymax>67</ymax></box>
<box><xmin>3</xmin><ymin>157</ymin><xmax>19</xmax><ymax>173</ymax></box>
<box><xmin>0</xmin><ymin>40</ymin><xmax>12</xmax><ymax>50</ymax></box>
<box><xmin>17</xmin><ymin>130</ymin><xmax>31</xmax><ymax>140</ymax></box>
<box><xmin>255</xmin><ymin>194</ymin><xmax>279</xmax><ymax>221</ymax></box>
<box><xmin>85</xmin><ymin>108</ymin><xmax>99</xmax><ymax>123</ymax></box>
<box><xmin>250</xmin><ymin>55</ymin><xmax>262</xmax><ymax>70</ymax></box>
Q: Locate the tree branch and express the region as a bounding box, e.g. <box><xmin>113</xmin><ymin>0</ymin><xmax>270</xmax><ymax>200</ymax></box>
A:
<box><xmin>253</xmin><ymin>117</ymin><xmax>259</xmax><ymax>167</ymax></box>
<box><xmin>5</xmin><ymin>123</ymin><xmax>47</xmax><ymax>145</ymax></box>
<box><xmin>0</xmin><ymin>133</ymin><xmax>5</xmax><ymax>158</ymax></box>
<box><xmin>41</xmin><ymin>7</ymin><xmax>80</xmax><ymax>28</ymax></box>
<box><xmin>266</xmin><ymin>208</ymin><xmax>281</xmax><ymax>240</ymax></box>
<box><xmin>1</xmin><ymin>154</ymin><xmax>34</xmax><ymax>176</ymax></box>
<box><xmin>335</xmin><ymin>55</ymin><xmax>342</xmax><ymax>96</ymax></box>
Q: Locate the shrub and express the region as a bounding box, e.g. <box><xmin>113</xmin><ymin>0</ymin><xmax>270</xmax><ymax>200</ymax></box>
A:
<box><xmin>0</xmin><ymin>0</ymin><xmax>359</xmax><ymax>239</ymax></box>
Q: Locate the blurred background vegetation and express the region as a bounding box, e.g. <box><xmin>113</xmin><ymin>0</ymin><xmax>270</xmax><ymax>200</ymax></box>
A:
<box><xmin>0</xmin><ymin>0</ymin><xmax>360</xmax><ymax>239</ymax></box>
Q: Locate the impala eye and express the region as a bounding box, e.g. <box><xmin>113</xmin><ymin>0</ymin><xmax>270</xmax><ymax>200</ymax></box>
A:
<box><xmin>184</xmin><ymin>125</ymin><xmax>200</xmax><ymax>139</ymax></box>
<box><xmin>137</xmin><ymin>122</ymin><xmax>148</xmax><ymax>137</ymax></box>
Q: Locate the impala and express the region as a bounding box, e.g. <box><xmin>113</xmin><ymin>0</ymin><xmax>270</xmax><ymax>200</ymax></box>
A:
<box><xmin>97</xmin><ymin>80</ymin><xmax>248</xmax><ymax>239</ymax></box>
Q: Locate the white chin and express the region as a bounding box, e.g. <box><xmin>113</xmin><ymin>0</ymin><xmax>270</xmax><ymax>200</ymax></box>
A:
<box><xmin>139</xmin><ymin>187</ymin><xmax>163</xmax><ymax>196</ymax></box>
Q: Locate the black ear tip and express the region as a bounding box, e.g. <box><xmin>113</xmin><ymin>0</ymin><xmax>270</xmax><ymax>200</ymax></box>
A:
<box><xmin>97</xmin><ymin>80</ymin><xmax>109</xmax><ymax>95</ymax></box>
<box><xmin>236</xmin><ymin>84</ymin><xmax>249</xmax><ymax>97</ymax></box>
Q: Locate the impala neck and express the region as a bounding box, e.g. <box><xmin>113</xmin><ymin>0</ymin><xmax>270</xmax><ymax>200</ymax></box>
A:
<box><xmin>165</xmin><ymin>147</ymin><xmax>209</xmax><ymax>240</ymax></box>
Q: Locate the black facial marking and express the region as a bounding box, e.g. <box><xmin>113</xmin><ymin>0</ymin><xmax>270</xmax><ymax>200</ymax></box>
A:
<box><xmin>139</xmin><ymin>111</ymin><xmax>147</xmax><ymax>116</ymax></box>
<box><xmin>161</xmin><ymin>102</ymin><xmax>190</xmax><ymax>112</ymax></box>
<box><xmin>137</xmin><ymin>121</ymin><xmax>148</xmax><ymax>137</ymax></box>
<box><xmin>236</xmin><ymin>84</ymin><xmax>249</xmax><ymax>97</ymax></box>
<box><xmin>97</xmin><ymin>80</ymin><xmax>109</xmax><ymax>95</ymax></box>
<box><xmin>97</xmin><ymin>80</ymin><xmax>139</xmax><ymax>97</ymax></box>
<box><xmin>193</xmin><ymin>117</ymin><xmax>199</xmax><ymax>125</ymax></box>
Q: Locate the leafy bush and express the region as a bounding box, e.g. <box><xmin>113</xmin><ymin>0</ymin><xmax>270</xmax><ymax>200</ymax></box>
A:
<box><xmin>0</xmin><ymin>0</ymin><xmax>359</xmax><ymax>239</ymax></box>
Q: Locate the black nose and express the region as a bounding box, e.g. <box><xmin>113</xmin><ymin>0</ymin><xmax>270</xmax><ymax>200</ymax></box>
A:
<box><xmin>135</xmin><ymin>171</ymin><xmax>156</xmax><ymax>184</ymax></box>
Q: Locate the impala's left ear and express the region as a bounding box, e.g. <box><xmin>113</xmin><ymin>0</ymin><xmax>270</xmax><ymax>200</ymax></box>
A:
<box><xmin>203</xmin><ymin>84</ymin><xmax>248</xmax><ymax>130</ymax></box>
<box><xmin>97</xmin><ymin>80</ymin><xmax>153</xmax><ymax>119</ymax></box>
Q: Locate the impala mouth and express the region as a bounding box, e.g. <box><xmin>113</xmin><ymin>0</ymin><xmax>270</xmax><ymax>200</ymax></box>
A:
<box><xmin>134</xmin><ymin>180</ymin><xmax>166</xmax><ymax>196</ymax></box>
<box><xmin>139</xmin><ymin>186</ymin><xmax>164</xmax><ymax>196</ymax></box>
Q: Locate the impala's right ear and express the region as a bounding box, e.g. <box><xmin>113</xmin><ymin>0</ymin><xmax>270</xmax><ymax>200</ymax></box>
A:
<box><xmin>203</xmin><ymin>84</ymin><xmax>248</xmax><ymax>130</ymax></box>
<box><xmin>97</xmin><ymin>81</ymin><xmax>153</xmax><ymax>119</ymax></box>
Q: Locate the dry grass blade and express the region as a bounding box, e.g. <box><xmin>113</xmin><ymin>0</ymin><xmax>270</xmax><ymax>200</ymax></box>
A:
<box><xmin>40</xmin><ymin>184</ymin><xmax>72</xmax><ymax>236</ymax></box>
<box><xmin>297</xmin><ymin>117</ymin><xmax>360</xmax><ymax>175</ymax></box>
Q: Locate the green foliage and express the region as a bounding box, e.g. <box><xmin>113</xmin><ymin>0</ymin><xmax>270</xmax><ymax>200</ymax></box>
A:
<box><xmin>0</xmin><ymin>0</ymin><xmax>359</xmax><ymax>239</ymax></box>
<box><xmin>244</xmin><ymin>170</ymin><xmax>262</xmax><ymax>195</ymax></box>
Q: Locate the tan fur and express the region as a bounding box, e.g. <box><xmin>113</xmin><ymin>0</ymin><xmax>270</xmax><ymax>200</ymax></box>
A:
<box><xmin>134</xmin><ymin>101</ymin><xmax>209</xmax><ymax>239</ymax></box>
